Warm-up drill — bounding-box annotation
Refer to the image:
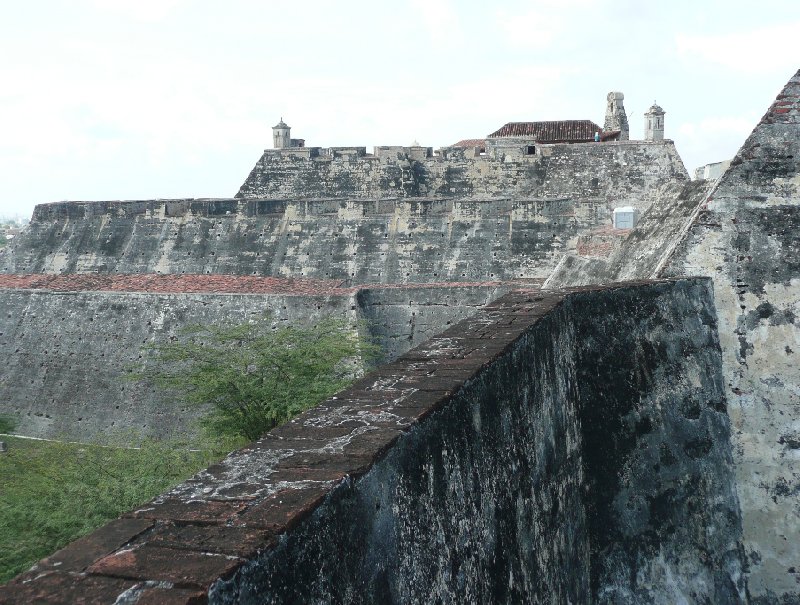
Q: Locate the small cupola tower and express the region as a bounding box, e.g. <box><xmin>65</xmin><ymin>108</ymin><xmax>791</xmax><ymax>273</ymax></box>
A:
<box><xmin>644</xmin><ymin>103</ymin><xmax>665</xmax><ymax>141</ymax></box>
<box><xmin>272</xmin><ymin>118</ymin><xmax>291</xmax><ymax>149</ymax></box>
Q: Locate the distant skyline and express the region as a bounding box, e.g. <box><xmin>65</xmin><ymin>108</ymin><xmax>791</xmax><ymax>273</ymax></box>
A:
<box><xmin>1</xmin><ymin>0</ymin><xmax>797</xmax><ymax>219</ymax></box>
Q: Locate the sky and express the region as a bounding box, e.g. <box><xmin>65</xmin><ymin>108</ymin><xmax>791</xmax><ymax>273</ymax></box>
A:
<box><xmin>0</xmin><ymin>0</ymin><xmax>797</xmax><ymax>219</ymax></box>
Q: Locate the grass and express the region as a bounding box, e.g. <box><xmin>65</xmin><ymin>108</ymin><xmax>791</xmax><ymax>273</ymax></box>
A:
<box><xmin>0</xmin><ymin>435</ymin><xmax>239</xmax><ymax>583</ymax></box>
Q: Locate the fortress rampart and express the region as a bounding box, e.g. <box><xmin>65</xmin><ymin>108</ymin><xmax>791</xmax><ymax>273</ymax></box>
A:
<box><xmin>3</xmin><ymin>196</ymin><xmax>596</xmax><ymax>282</ymax></box>
<box><xmin>236</xmin><ymin>140</ymin><xmax>688</xmax><ymax>204</ymax></box>
<box><xmin>0</xmin><ymin>275</ymin><xmax>507</xmax><ymax>440</ymax></box>
<box><xmin>0</xmin><ymin>279</ymin><xmax>747</xmax><ymax>604</ymax></box>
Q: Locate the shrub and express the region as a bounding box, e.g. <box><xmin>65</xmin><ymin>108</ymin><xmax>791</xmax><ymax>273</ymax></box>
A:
<box><xmin>136</xmin><ymin>317</ymin><xmax>378</xmax><ymax>441</ymax></box>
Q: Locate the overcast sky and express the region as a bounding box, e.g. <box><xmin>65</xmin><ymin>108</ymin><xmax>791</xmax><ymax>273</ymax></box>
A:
<box><xmin>0</xmin><ymin>0</ymin><xmax>797</xmax><ymax>219</ymax></box>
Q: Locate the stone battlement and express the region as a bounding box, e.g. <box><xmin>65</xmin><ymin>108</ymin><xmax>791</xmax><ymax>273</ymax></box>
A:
<box><xmin>237</xmin><ymin>139</ymin><xmax>687</xmax><ymax>201</ymax></box>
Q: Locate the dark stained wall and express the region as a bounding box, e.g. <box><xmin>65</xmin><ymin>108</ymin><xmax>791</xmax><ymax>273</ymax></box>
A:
<box><xmin>542</xmin><ymin>69</ymin><xmax>800</xmax><ymax>604</ymax></box>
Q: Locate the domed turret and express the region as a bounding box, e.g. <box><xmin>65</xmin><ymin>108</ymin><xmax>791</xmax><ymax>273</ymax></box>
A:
<box><xmin>272</xmin><ymin>118</ymin><xmax>291</xmax><ymax>149</ymax></box>
<box><xmin>644</xmin><ymin>103</ymin><xmax>665</xmax><ymax>141</ymax></box>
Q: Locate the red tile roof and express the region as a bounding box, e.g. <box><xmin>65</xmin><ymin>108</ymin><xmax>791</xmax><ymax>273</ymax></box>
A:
<box><xmin>487</xmin><ymin>120</ymin><xmax>603</xmax><ymax>142</ymax></box>
<box><xmin>451</xmin><ymin>139</ymin><xmax>487</xmax><ymax>149</ymax></box>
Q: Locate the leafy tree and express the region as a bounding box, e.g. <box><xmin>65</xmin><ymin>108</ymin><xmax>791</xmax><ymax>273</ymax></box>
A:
<box><xmin>137</xmin><ymin>317</ymin><xmax>378</xmax><ymax>441</ymax></box>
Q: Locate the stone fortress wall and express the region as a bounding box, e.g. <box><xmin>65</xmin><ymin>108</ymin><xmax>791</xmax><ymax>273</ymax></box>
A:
<box><xmin>0</xmin><ymin>275</ymin><xmax>506</xmax><ymax>440</ymax></box>
<box><xmin>546</xmin><ymin>70</ymin><xmax>800</xmax><ymax>603</ymax></box>
<box><xmin>236</xmin><ymin>139</ymin><xmax>687</xmax><ymax>208</ymax></box>
<box><xmin>1</xmin><ymin>77</ymin><xmax>799</xmax><ymax>602</ymax></box>
<box><xmin>0</xmin><ymin>280</ymin><xmax>748</xmax><ymax>604</ymax></box>
<box><xmin>0</xmin><ymin>131</ymin><xmax>696</xmax><ymax>444</ymax></box>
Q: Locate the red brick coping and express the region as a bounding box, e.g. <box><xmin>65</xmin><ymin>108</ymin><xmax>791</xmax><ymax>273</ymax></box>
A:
<box><xmin>0</xmin><ymin>274</ymin><xmax>532</xmax><ymax>296</ymax></box>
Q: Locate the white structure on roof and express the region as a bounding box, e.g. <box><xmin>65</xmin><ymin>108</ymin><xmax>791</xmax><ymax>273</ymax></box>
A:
<box><xmin>271</xmin><ymin>118</ymin><xmax>305</xmax><ymax>150</ymax></box>
<box><xmin>613</xmin><ymin>206</ymin><xmax>640</xmax><ymax>229</ymax></box>
<box><xmin>694</xmin><ymin>159</ymin><xmax>731</xmax><ymax>181</ymax></box>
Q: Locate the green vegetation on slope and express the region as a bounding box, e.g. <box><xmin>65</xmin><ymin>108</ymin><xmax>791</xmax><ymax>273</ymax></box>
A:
<box><xmin>1</xmin><ymin>317</ymin><xmax>378</xmax><ymax>583</ymax></box>
<box><xmin>0</xmin><ymin>436</ymin><xmax>232</xmax><ymax>583</ymax></box>
<box><xmin>138</xmin><ymin>317</ymin><xmax>379</xmax><ymax>441</ymax></box>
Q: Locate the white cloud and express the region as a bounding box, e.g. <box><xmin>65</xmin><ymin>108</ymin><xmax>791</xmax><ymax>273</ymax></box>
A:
<box><xmin>407</xmin><ymin>0</ymin><xmax>461</xmax><ymax>47</ymax></box>
<box><xmin>678</xmin><ymin>115</ymin><xmax>756</xmax><ymax>138</ymax></box>
<box><xmin>88</xmin><ymin>0</ymin><xmax>188</xmax><ymax>22</ymax></box>
<box><xmin>676</xmin><ymin>114</ymin><xmax>761</xmax><ymax>172</ymax></box>
<box><xmin>675</xmin><ymin>22</ymin><xmax>800</xmax><ymax>74</ymax></box>
<box><xmin>496</xmin><ymin>9</ymin><xmax>558</xmax><ymax>49</ymax></box>
<box><xmin>494</xmin><ymin>0</ymin><xmax>601</xmax><ymax>49</ymax></box>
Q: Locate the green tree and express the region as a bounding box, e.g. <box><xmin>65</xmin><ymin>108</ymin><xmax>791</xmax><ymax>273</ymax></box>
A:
<box><xmin>138</xmin><ymin>317</ymin><xmax>378</xmax><ymax>441</ymax></box>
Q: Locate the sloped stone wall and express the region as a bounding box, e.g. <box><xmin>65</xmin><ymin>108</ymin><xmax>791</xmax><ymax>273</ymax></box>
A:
<box><xmin>0</xmin><ymin>286</ymin><xmax>356</xmax><ymax>440</ymax></box>
<box><xmin>0</xmin><ymin>276</ymin><xmax>507</xmax><ymax>441</ymax></box>
<box><xmin>1</xmin><ymin>197</ymin><xmax>604</xmax><ymax>282</ymax></box>
<box><xmin>0</xmin><ymin>141</ymin><xmax>688</xmax><ymax>283</ymax></box>
<box><xmin>662</xmin><ymin>69</ymin><xmax>800</xmax><ymax>603</ymax></box>
<box><xmin>542</xmin><ymin>68</ymin><xmax>800</xmax><ymax>604</ymax></box>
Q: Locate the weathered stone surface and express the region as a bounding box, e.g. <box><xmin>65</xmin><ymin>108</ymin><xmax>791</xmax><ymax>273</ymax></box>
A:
<box><xmin>201</xmin><ymin>279</ymin><xmax>741</xmax><ymax>604</ymax></box>
<box><xmin>0</xmin><ymin>287</ymin><xmax>354</xmax><ymax>441</ymax></box>
<box><xmin>0</xmin><ymin>572</ymin><xmax>135</xmax><ymax>605</ymax></box>
<box><xmin>126</xmin><ymin>500</ymin><xmax>248</xmax><ymax>524</ymax></box>
<box><xmin>569</xmin><ymin>282</ymin><xmax>744</xmax><ymax>603</ymax></box>
<box><xmin>539</xmin><ymin>69</ymin><xmax>800</xmax><ymax>604</ymax></box>
<box><xmin>5</xmin><ymin>70</ymin><xmax>799</xmax><ymax>601</ymax></box>
<box><xmin>356</xmin><ymin>284</ymin><xmax>509</xmax><ymax>363</ymax></box>
<box><xmin>133</xmin><ymin>587</ymin><xmax>208</xmax><ymax>605</ymax></box>
<box><xmin>145</xmin><ymin>524</ymin><xmax>273</xmax><ymax>558</ymax></box>
<box><xmin>0</xmin><ymin>195</ymin><xmax>615</xmax><ymax>283</ymax></box>
<box><xmin>20</xmin><ymin>518</ymin><xmax>154</xmax><ymax>576</ymax></box>
<box><xmin>662</xmin><ymin>69</ymin><xmax>800</xmax><ymax>604</ymax></box>
<box><xmin>236</xmin><ymin>141</ymin><xmax>687</xmax><ymax>205</ymax></box>
<box><xmin>234</xmin><ymin>486</ymin><xmax>330</xmax><ymax>532</ymax></box>
<box><xmin>2</xmin><ymin>140</ymin><xmax>689</xmax><ymax>284</ymax></box>
<box><xmin>87</xmin><ymin>544</ymin><xmax>241</xmax><ymax>587</ymax></box>
<box><xmin>544</xmin><ymin>178</ymin><xmax>713</xmax><ymax>287</ymax></box>
<box><xmin>544</xmin><ymin>68</ymin><xmax>800</xmax><ymax>604</ymax></box>
<box><xmin>0</xmin><ymin>281</ymin><xmax>503</xmax><ymax>441</ymax></box>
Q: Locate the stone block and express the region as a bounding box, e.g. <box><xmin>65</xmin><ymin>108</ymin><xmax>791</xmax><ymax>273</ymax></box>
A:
<box><xmin>125</xmin><ymin>500</ymin><xmax>248</xmax><ymax>524</ymax></box>
<box><xmin>87</xmin><ymin>544</ymin><xmax>242</xmax><ymax>587</ymax></box>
